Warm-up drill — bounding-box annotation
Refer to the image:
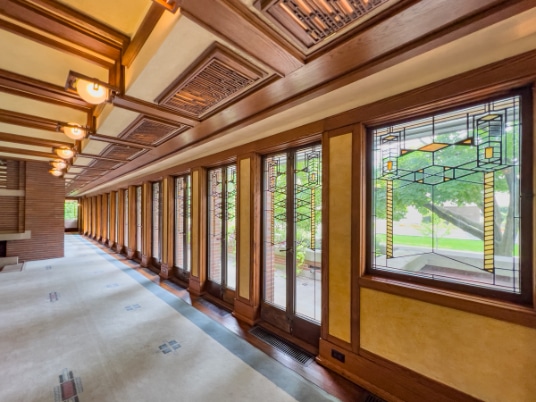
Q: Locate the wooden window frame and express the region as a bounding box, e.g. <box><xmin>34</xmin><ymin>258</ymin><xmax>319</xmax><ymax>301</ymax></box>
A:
<box><xmin>173</xmin><ymin>174</ymin><xmax>191</xmax><ymax>282</ymax></box>
<box><xmin>151</xmin><ymin>181</ymin><xmax>163</xmax><ymax>266</ymax></box>
<box><xmin>360</xmin><ymin>86</ymin><xmax>536</xmax><ymax>327</ymax></box>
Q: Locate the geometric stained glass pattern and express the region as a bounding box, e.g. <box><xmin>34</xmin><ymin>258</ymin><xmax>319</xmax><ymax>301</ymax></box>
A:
<box><xmin>256</xmin><ymin>0</ymin><xmax>392</xmax><ymax>48</ymax></box>
<box><xmin>207</xmin><ymin>165</ymin><xmax>237</xmax><ymax>290</ymax></box>
<box><xmin>263</xmin><ymin>145</ymin><xmax>322</xmax><ymax>322</ymax></box>
<box><xmin>372</xmin><ymin>96</ymin><xmax>523</xmax><ymax>294</ymax></box>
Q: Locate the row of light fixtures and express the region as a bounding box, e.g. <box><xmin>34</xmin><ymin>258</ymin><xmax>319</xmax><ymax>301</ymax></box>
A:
<box><xmin>49</xmin><ymin>72</ymin><xmax>113</xmax><ymax>177</ymax></box>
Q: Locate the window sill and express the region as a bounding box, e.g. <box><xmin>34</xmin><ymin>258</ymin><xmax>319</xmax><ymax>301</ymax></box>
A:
<box><xmin>359</xmin><ymin>275</ymin><xmax>536</xmax><ymax>329</ymax></box>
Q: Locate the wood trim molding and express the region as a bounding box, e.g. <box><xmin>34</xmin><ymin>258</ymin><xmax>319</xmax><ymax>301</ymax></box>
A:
<box><xmin>123</xmin><ymin>3</ymin><xmax>166</xmax><ymax>67</ymax></box>
<box><xmin>317</xmin><ymin>338</ymin><xmax>480</xmax><ymax>402</ymax></box>
<box><xmin>0</xmin><ymin>132</ymin><xmax>72</xmax><ymax>149</ymax></box>
<box><xmin>178</xmin><ymin>0</ymin><xmax>304</xmax><ymax>76</ymax></box>
<box><xmin>326</xmin><ymin>51</ymin><xmax>536</xmax><ymax>130</ymax></box>
<box><xmin>159</xmin><ymin>176</ymin><xmax>175</xmax><ymax>279</ymax></box>
<box><xmin>0</xmin><ymin>68</ymin><xmax>94</xmax><ymax>110</ymax></box>
<box><xmin>0</xmin><ymin>0</ymin><xmax>127</xmax><ymax>60</ymax></box>
<box><xmin>359</xmin><ymin>276</ymin><xmax>536</xmax><ymax>329</ymax></box>
<box><xmin>0</xmin><ymin>146</ymin><xmax>56</xmax><ymax>160</ymax></box>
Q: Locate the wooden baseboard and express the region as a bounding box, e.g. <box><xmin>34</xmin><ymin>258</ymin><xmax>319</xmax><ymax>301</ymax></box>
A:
<box><xmin>140</xmin><ymin>254</ymin><xmax>150</xmax><ymax>267</ymax></box>
<box><xmin>188</xmin><ymin>276</ymin><xmax>204</xmax><ymax>296</ymax></box>
<box><xmin>317</xmin><ymin>339</ymin><xmax>479</xmax><ymax>402</ymax></box>
<box><xmin>233</xmin><ymin>299</ymin><xmax>259</xmax><ymax>325</ymax></box>
<box><xmin>159</xmin><ymin>263</ymin><xmax>171</xmax><ymax>279</ymax></box>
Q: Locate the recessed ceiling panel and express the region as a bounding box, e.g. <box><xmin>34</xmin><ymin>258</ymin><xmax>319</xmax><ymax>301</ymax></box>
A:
<box><xmin>156</xmin><ymin>43</ymin><xmax>268</xmax><ymax>119</ymax></box>
<box><xmin>119</xmin><ymin>116</ymin><xmax>189</xmax><ymax>146</ymax></box>
<box><xmin>255</xmin><ymin>0</ymin><xmax>393</xmax><ymax>49</ymax></box>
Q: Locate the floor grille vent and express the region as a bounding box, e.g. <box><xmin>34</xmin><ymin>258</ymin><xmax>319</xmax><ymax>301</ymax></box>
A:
<box><xmin>249</xmin><ymin>326</ymin><xmax>314</xmax><ymax>366</ymax></box>
<box><xmin>359</xmin><ymin>392</ymin><xmax>387</xmax><ymax>402</ymax></box>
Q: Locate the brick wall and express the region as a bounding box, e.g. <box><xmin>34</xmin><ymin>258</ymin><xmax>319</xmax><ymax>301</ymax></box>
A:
<box><xmin>7</xmin><ymin>161</ymin><xmax>64</xmax><ymax>261</ymax></box>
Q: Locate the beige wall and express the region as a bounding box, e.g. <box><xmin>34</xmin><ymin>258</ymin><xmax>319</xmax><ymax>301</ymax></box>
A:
<box><xmin>360</xmin><ymin>288</ymin><xmax>536</xmax><ymax>401</ymax></box>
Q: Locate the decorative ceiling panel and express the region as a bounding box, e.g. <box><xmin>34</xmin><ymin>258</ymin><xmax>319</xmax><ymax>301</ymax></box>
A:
<box><xmin>156</xmin><ymin>43</ymin><xmax>268</xmax><ymax>119</ymax></box>
<box><xmin>255</xmin><ymin>0</ymin><xmax>392</xmax><ymax>48</ymax></box>
<box><xmin>119</xmin><ymin>116</ymin><xmax>189</xmax><ymax>146</ymax></box>
<box><xmin>101</xmin><ymin>144</ymin><xmax>147</xmax><ymax>161</ymax></box>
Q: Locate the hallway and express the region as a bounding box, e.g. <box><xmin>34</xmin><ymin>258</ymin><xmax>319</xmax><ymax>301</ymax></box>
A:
<box><xmin>0</xmin><ymin>235</ymin><xmax>365</xmax><ymax>402</ymax></box>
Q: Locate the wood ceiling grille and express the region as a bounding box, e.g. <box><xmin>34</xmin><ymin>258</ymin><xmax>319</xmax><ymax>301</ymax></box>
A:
<box><xmin>120</xmin><ymin>117</ymin><xmax>187</xmax><ymax>146</ymax></box>
<box><xmin>157</xmin><ymin>43</ymin><xmax>267</xmax><ymax>119</ymax></box>
<box><xmin>256</xmin><ymin>0</ymin><xmax>391</xmax><ymax>48</ymax></box>
<box><xmin>101</xmin><ymin>144</ymin><xmax>146</xmax><ymax>161</ymax></box>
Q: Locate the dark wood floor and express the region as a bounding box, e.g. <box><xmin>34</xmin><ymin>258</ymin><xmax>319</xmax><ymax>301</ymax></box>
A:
<box><xmin>87</xmin><ymin>238</ymin><xmax>370</xmax><ymax>402</ymax></box>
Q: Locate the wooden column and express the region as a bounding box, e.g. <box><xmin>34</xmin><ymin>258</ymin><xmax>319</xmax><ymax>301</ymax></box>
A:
<box><xmin>116</xmin><ymin>189</ymin><xmax>125</xmax><ymax>253</ymax></box>
<box><xmin>317</xmin><ymin>127</ymin><xmax>358</xmax><ymax>376</ymax></box>
<box><xmin>189</xmin><ymin>167</ymin><xmax>207</xmax><ymax>296</ymax></box>
<box><xmin>233</xmin><ymin>154</ymin><xmax>262</xmax><ymax>325</ymax></box>
<box><xmin>160</xmin><ymin>176</ymin><xmax>175</xmax><ymax>279</ymax></box>
<box><xmin>109</xmin><ymin>191</ymin><xmax>117</xmax><ymax>249</ymax></box>
<box><xmin>102</xmin><ymin>193</ymin><xmax>109</xmax><ymax>245</ymax></box>
<box><xmin>141</xmin><ymin>181</ymin><xmax>152</xmax><ymax>267</ymax></box>
<box><xmin>96</xmin><ymin>195</ymin><xmax>102</xmax><ymax>242</ymax></box>
<box><xmin>127</xmin><ymin>186</ymin><xmax>137</xmax><ymax>259</ymax></box>
<box><xmin>91</xmin><ymin>196</ymin><xmax>97</xmax><ymax>239</ymax></box>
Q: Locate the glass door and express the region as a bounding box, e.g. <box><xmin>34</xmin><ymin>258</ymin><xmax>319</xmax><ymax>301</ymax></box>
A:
<box><xmin>262</xmin><ymin>144</ymin><xmax>322</xmax><ymax>347</ymax></box>
<box><xmin>136</xmin><ymin>186</ymin><xmax>142</xmax><ymax>260</ymax></box>
<box><xmin>174</xmin><ymin>175</ymin><xmax>191</xmax><ymax>282</ymax></box>
<box><xmin>207</xmin><ymin>165</ymin><xmax>237</xmax><ymax>305</ymax></box>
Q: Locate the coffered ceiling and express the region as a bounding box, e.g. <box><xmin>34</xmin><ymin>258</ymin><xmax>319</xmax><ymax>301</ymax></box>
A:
<box><xmin>0</xmin><ymin>0</ymin><xmax>536</xmax><ymax>197</ymax></box>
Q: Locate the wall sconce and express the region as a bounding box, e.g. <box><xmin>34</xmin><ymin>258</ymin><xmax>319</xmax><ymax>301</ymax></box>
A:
<box><xmin>54</xmin><ymin>146</ymin><xmax>75</xmax><ymax>159</ymax></box>
<box><xmin>59</xmin><ymin>123</ymin><xmax>87</xmax><ymax>140</ymax></box>
<box><xmin>50</xmin><ymin>159</ymin><xmax>68</xmax><ymax>170</ymax></box>
<box><xmin>65</xmin><ymin>71</ymin><xmax>118</xmax><ymax>105</ymax></box>
<box><xmin>49</xmin><ymin>168</ymin><xmax>64</xmax><ymax>177</ymax></box>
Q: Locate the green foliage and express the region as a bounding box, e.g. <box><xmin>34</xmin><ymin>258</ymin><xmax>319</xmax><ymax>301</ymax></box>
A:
<box><xmin>64</xmin><ymin>200</ymin><xmax>78</xmax><ymax>220</ymax></box>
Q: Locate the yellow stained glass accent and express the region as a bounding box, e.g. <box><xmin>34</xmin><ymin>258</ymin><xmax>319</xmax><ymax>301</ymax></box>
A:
<box><xmin>481</xmin><ymin>113</ymin><xmax>500</xmax><ymax>121</ymax></box>
<box><xmin>485</xmin><ymin>147</ymin><xmax>493</xmax><ymax>159</ymax></box>
<box><xmin>386</xmin><ymin>180</ymin><xmax>393</xmax><ymax>259</ymax></box>
<box><xmin>483</xmin><ymin>172</ymin><xmax>494</xmax><ymax>273</ymax></box>
<box><xmin>387</xmin><ymin>161</ymin><xmax>393</xmax><ymax>171</ymax></box>
<box><xmin>419</xmin><ymin>143</ymin><xmax>448</xmax><ymax>152</ymax></box>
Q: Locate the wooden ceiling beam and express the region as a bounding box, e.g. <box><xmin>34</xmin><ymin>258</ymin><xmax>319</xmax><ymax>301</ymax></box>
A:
<box><xmin>0</xmin><ymin>0</ymin><xmax>126</xmax><ymax>60</ymax></box>
<box><xmin>111</xmin><ymin>95</ymin><xmax>199</xmax><ymax>127</ymax></box>
<box><xmin>88</xmin><ymin>133</ymin><xmax>156</xmax><ymax>150</ymax></box>
<box><xmin>0</xmin><ymin>69</ymin><xmax>93</xmax><ymax>111</ymax></box>
<box><xmin>0</xmin><ymin>18</ymin><xmax>115</xmax><ymax>68</ymax></box>
<box><xmin>0</xmin><ymin>131</ymin><xmax>72</xmax><ymax>148</ymax></box>
<box><xmin>123</xmin><ymin>3</ymin><xmax>166</xmax><ymax>68</ymax></box>
<box><xmin>178</xmin><ymin>0</ymin><xmax>304</xmax><ymax>76</ymax></box>
<box><xmin>0</xmin><ymin>145</ymin><xmax>56</xmax><ymax>159</ymax></box>
<box><xmin>0</xmin><ymin>109</ymin><xmax>60</xmax><ymax>131</ymax></box>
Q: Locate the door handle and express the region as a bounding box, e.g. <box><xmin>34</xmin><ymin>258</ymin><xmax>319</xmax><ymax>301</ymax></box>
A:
<box><xmin>279</xmin><ymin>248</ymin><xmax>293</xmax><ymax>253</ymax></box>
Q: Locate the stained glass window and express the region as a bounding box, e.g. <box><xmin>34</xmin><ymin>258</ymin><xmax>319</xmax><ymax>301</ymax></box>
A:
<box><xmin>208</xmin><ymin>165</ymin><xmax>237</xmax><ymax>290</ymax></box>
<box><xmin>371</xmin><ymin>95</ymin><xmax>529</xmax><ymax>297</ymax></box>
<box><xmin>123</xmin><ymin>189</ymin><xmax>129</xmax><ymax>248</ymax></box>
<box><xmin>136</xmin><ymin>186</ymin><xmax>142</xmax><ymax>253</ymax></box>
<box><xmin>152</xmin><ymin>182</ymin><xmax>162</xmax><ymax>262</ymax></box>
<box><xmin>174</xmin><ymin>175</ymin><xmax>191</xmax><ymax>274</ymax></box>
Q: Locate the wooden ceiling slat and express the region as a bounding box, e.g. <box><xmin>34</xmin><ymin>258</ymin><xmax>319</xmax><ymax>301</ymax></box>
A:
<box><xmin>0</xmin><ymin>109</ymin><xmax>64</xmax><ymax>132</ymax></box>
<box><xmin>122</xmin><ymin>3</ymin><xmax>165</xmax><ymax>68</ymax></box>
<box><xmin>0</xmin><ymin>0</ymin><xmax>125</xmax><ymax>60</ymax></box>
<box><xmin>111</xmin><ymin>95</ymin><xmax>198</xmax><ymax>127</ymax></box>
<box><xmin>180</xmin><ymin>0</ymin><xmax>304</xmax><ymax>77</ymax></box>
<box><xmin>0</xmin><ymin>68</ymin><xmax>92</xmax><ymax>111</ymax></box>
<box><xmin>0</xmin><ymin>18</ymin><xmax>115</xmax><ymax>68</ymax></box>
<box><xmin>0</xmin><ymin>131</ymin><xmax>71</xmax><ymax>148</ymax></box>
<box><xmin>0</xmin><ymin>145</ymin><xmax>56</xmax><ymax>159</ymax></box>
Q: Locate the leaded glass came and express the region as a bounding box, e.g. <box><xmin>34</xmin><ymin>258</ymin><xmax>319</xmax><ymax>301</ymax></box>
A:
<box><xmin>371</xmin><ymin>96</ymin><xmax>524</xmax><ymax>294</ymax></box>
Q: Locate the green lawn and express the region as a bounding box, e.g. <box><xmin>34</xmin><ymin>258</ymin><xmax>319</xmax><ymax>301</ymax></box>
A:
<box><xmin>376</xmin><ymin>234</ymin><xmax>519</xmax><ymax>255</ymax></box>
